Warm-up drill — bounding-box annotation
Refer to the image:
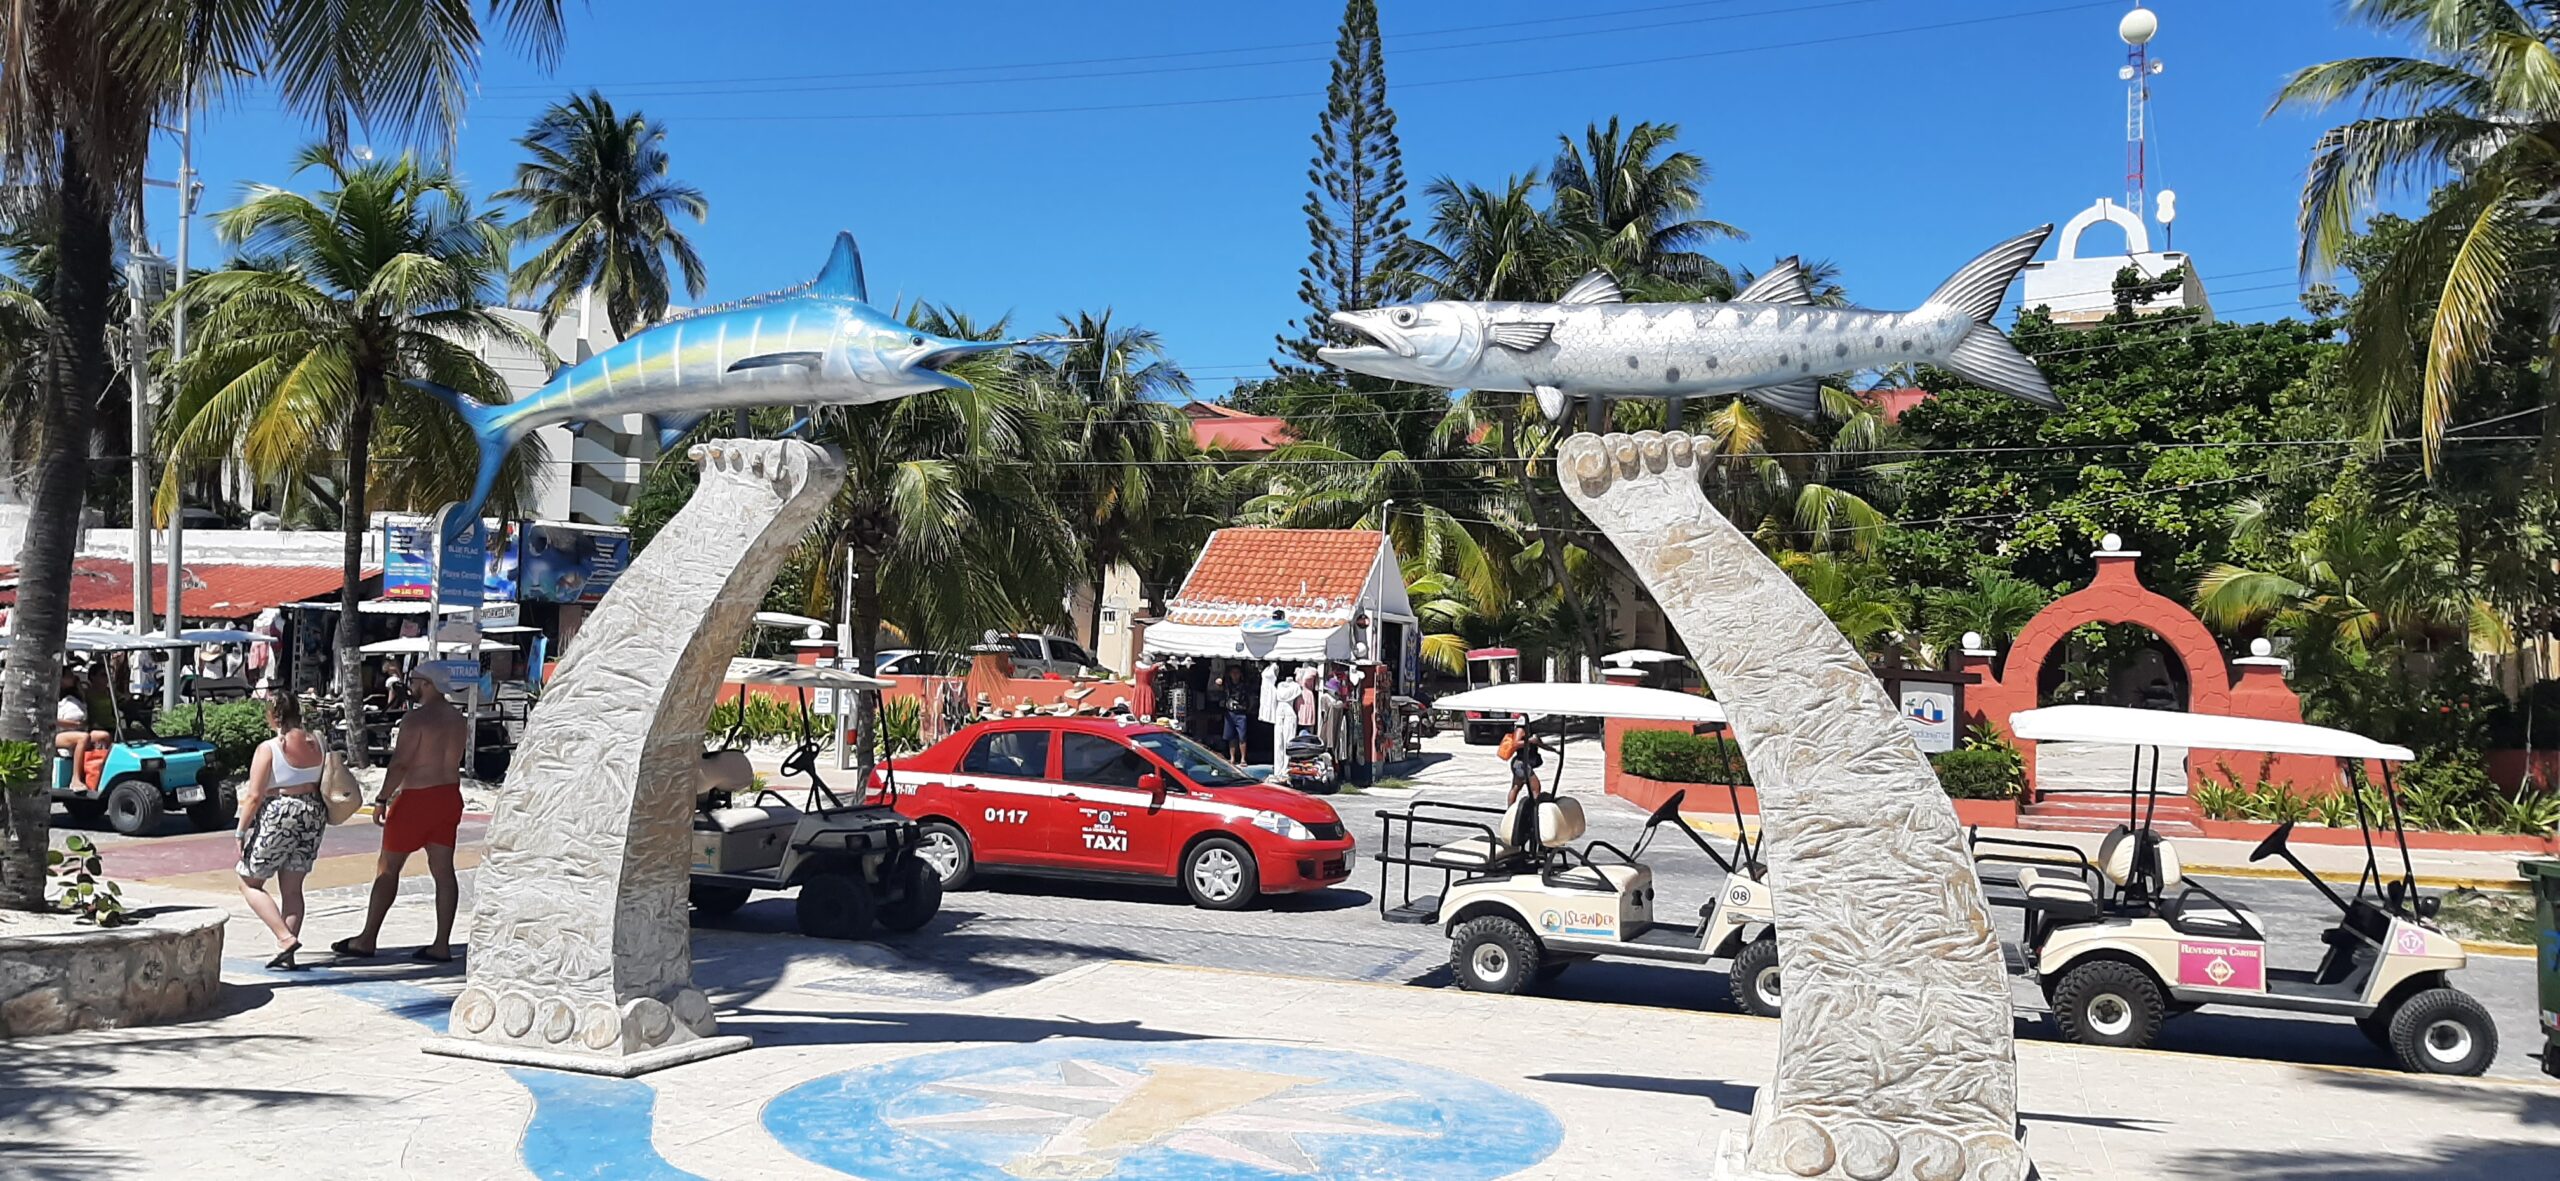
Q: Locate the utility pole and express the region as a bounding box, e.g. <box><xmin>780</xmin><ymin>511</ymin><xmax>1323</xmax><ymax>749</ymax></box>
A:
<box><xmin>155</xmin><ymin>89</ymin><xmax>198</xmax><ymax>708</ymax></box>
<box><xmin>126</xmin><ymin>189</ymin><xmax>152</xmax><ymax>644</ymax></box>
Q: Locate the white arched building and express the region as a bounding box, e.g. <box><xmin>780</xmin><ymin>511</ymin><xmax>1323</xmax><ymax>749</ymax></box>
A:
<box><xmin>2019</xmin><ymin>198</ymin><xmax>2212</xmax><ymax>326</ymax></box>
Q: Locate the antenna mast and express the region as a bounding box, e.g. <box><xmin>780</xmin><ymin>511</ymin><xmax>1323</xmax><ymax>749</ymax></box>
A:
<box><xmin>2119</xmin><ymin>5</ymin><xmax>2163</xmax><ymax>221</ymax></box>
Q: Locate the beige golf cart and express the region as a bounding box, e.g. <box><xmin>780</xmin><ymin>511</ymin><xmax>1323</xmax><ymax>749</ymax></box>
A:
<box><xmin>687</xmin><ymin>659</ymin><xmax>942</xmax><ymax>940</ymax></box>
<box><xmin>1374</xmin><ymin>682</ymin><xmax>1784</xmax><ymax>1016</ymax></box>
<box><xmin>1975</xmin><ymin>705</ymin><xmax>2496</xmax><ymax>1075</ymax></box>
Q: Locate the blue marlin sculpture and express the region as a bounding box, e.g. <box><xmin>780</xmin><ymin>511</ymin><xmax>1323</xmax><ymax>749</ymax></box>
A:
<box><xmin>414</xmin><ymin>231</ymin><xmax>1041</xmax><ymax>526</ymax></box>
<box><xmin>1318</xmin><ymin>225</ymin><xmax>2060</xmax><ymax>421</ymax></box>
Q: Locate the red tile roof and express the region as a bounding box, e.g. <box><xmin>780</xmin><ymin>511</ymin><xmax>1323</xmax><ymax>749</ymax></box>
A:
<box><xmin>1180</xmin><ymin>400</ymin><xmax>1291</xmax><ymax>453</ymax></box>
<box><xmin>1167</xmin><ymin>529</ymin><xmax>1385</xmax><ymax>627</ymax></box>
<box><xmin>0</xmin><ymin>558</ymin><xmax>367</xmax><ymax>620</ymax></box>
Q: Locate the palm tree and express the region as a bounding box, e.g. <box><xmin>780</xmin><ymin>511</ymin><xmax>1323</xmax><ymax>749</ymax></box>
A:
<box><xmin>1779</xmin><ymin>551</ymin><xmax>1910</xmax><ymax>657</ymax></box>
<box><xmin>1022</xmin><ymin>310</ymin><xmax>1201</xmax><ymax>645</ymax></box>
<box><xmin>1548</xmin><ymin>118</ymin><xmax>1741</xmax><ymax>290</ymax></box>
<box><xmin>1920</xmin><ymin>568</ymin><xmax>2052</xmax><ymax>659</ymax></box>
<box><xmin>2194</xmin><ymin>501</ymin><xmax>2509</xmax><ymax>662</ymax></box>
<box><xmin>2271</xmin><ymin>0</ymin><xmax>2560</xmax><ymax>466</ymax></box>
<box><xmin>501</xmin><ymin>90</ymin><xmax>709</xmax><ymax>338</ymax></box>
<box><xmin>1380</xmin><ymin>174</ymin><xmax>1561</xmax><ymax>302</ymax></box>
<box><xmin>1696</xmin><ymin>386</ymin><xmax>1895</xmax><ymax>554</ymax></box>
<box><xmin>162</xmin><ymin>147</ymin><xmax>546</xmax><ymax>758</ymax></box>
<box><xmin>0</xmin><ymin>0</ymin><xmax>566</xmax><ymax>910</ymax></box>
<box><xmin>791</xmin><ymin>306</ymin><xmax>1081</xmax><ymax>768</ymax></box>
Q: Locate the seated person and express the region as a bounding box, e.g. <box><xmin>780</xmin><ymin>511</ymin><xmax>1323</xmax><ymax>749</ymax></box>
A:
<box><xmin>54</xmin><ymin>667</ymin><xmax>111</xmax><ymax>787</ymax></box>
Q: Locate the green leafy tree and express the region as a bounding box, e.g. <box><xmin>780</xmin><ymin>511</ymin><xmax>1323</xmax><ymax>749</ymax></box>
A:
<box><xmin>1919</xmin><ymin>567</ymin><xmax>2052</xmax><ymax>658</ymax></box>
<box><xmin>501</xmin><ymin>89</ymin><xmax>709</xmax><ymax>338</ymax></box>
<box><xmin>2271</xmin><ymin>0</ymin><xmax>2560</xmax><ymax>466</ymax></box>
<box><xmin>0</xmin><ymin>0</ymin><xmax>566</xmax><ymax>909</ymax></box>
<box><xmin>1276</xmin><ymin>0</ymin><xmax>1409</xmax><ymax>373</ymax></box>
<box><xmin>1381</xmin><ymin>174</ymin><xmax>1558</xmax><ymax>303</ymax></box>
<box><xmin>1779</xmin><ymin>550</ymin><xmax>1910</xmax><ymax>657</ymax></box>
<box><xmin>162</xmin><ymin>147</ymin><xmax>548</xmax><ymax>760</ymax></box>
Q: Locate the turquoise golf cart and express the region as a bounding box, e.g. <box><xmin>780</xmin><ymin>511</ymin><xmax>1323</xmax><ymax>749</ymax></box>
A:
<box><xmin>35</xmin><ymin>629</ymin><xmax>227</xmax><ymax>835</ymax></box>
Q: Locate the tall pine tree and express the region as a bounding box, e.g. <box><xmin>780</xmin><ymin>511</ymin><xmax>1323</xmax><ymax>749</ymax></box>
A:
<box><xmin>1276</xmin><ymin>0</ymin><xmax>1409</xmax><ymax>374</ymax></box>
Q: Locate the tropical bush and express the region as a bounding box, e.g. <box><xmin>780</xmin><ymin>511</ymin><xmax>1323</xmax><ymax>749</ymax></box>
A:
<box><xmin>1931</xmin><ymin>748</ymin><xmax>2023</xmax><ymax>801</ymax></box>
<box><xmin>705</xmin><ymin>694</ymin><xmax>825</xmax><ymax>748</ymax></box>
<box><xmin>877</xmin><ymin>695</ymin><xmax>925</xmax><ymax>757</ymax></box>
<box><xmin>2196</xmin><ymin>749</ymin><xmax>2560</xmax><ymax>836</ymax></box>
<box><xmin>156</xmin><ymin>702</ymin><xmax>275</xmax><ymax>784</ymax></box>
<box><xmin>0</xmin><ymin>741</ymin><xmax>41</xmax><ymax>787</ymax></box>
<box><xmin>1619</xmin><ymin>730</ymin><xmax>1752</xmax><ymax>786</ymax></box>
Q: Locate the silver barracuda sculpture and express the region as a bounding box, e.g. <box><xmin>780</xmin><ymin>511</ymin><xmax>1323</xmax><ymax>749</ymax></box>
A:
<box><xmin>413</xmin><ymin>231</ymin><xmax>1044</xmax><ymax>525</ymax></box>
<box><xmin>1320</xmin><ymin>225</ymin><xmax>2059</xmax><ymax>421</ymax></box>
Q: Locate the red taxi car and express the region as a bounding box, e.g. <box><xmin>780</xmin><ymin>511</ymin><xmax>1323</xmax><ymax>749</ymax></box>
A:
<box><xmin>875</xmin><ymin>717</ymin><xmax>1355</xmax><ymax>909</ymax></box>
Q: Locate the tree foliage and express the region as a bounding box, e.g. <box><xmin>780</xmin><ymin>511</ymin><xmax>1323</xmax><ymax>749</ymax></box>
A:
<box><xmin>501</xmin><ymin>89</ymin><xmax>710</xmax><ymax>338</ymax></box>
<box><xmin>1275</xmin><ymin>0</ymin><xmax>1409</xmax><ymax>373</ymax></box>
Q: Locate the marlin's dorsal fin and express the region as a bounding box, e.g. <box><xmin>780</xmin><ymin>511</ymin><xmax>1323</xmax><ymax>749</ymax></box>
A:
<box><xmin>1559</xmin><ymin>271</ymin><xmax>1624</xmax><ymax>305</ymax></box>
<box><xmin>814</xmin><ymin>232</ymin><xmax>869</xmax><ymax>302</ymax></box>
<box><xmin>1734</xmin><ymin>258</ymin><xmax>1816</xmax><ymax>306</ymax></box>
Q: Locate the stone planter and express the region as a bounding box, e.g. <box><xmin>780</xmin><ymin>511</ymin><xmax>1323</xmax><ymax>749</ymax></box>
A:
<box><xmin>0</xmin><ymin>906</ymin><xmax>226</xmax><ymax>1037</ymax></box>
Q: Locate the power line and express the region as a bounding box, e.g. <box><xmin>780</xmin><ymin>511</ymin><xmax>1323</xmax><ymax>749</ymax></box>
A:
<box><xmin>440</xmin><ymin>3</ymin><xmax>2117</xmax><ymax>125</ymax></box>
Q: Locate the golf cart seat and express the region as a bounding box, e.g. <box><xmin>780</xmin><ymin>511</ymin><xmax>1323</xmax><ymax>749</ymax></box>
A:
<box><xmin>1428</xmin><ymin>796</ymin><xmax>1537</xmax><ymax>870</ymax></box>
<box><xmin>2150</xmin><ymin>841</ymin><xmax>2265</xmax><ymax>940</ymax></box>
<box><xmin>2011</xmin><ymin>866</ymin><xmax>2103</xmax><ymax>921</ymax></box>
<box><xmin>697</xmin><ymin>749</ymin><xmax>756</xmax><ymax>797</ymax></box>
<box><xmin>2095</xmin><ymin>824</ymin><xmax>2137</xmax><ymax>888</ymax></box>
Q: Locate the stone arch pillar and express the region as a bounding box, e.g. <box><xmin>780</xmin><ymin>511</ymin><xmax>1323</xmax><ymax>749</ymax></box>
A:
<box><xmin>426</xmin><ymin>440</ymin><xmax>845</xmax><ymax>1075</ymax></box>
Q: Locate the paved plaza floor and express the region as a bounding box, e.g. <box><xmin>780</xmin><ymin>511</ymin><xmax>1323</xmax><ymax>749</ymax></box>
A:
<box><xmin>17</xmin><ymin>732</ymin><xmax>2557</xmax><ymax>1177</ymax></box>
<box><xmin>7</xmin><ymin>892</ymin><xmax>2558</xmax><ymax>1180</ymax></box>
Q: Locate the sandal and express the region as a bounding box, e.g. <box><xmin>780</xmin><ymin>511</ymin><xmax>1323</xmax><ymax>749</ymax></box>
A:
<box><xmin>410</xmin><ymin>947</ymin><xmax>455</xmax><ymax>964</ymax></box>
<box><xmin>265</xmin><ymin>943</ymin><xmax>300</xmax><ymax>971</ymax></box>
<box><xmin>329</xmin><ymin>937</ymin><xmax>375</xmax><ymax>959</ymax></box>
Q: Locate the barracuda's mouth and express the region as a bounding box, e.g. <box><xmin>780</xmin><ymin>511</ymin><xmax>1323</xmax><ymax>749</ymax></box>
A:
<box><xmin>1320</xmin><ymin>311</ymin><xmax>1414</xmax><ymax>360</ymax></box>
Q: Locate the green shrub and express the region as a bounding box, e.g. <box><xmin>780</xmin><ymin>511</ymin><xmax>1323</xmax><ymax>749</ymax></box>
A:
<box><xmin>155</xmin><ymin>701</ymin><xmax>273</xmax><ymax>783</ymax></box>
<box><xmin>0</xmin><ymin>739</ymin><xmax>41</xmax><ymax>788</ymax></box>
<box><xmin>1619</xmin><ymin>729</ymin><xmax>1752</xmax><ymax>786</ymax></box>
<box><xmin>47</xmin><ymin>834</ymin><xmax>126</xmax><ymax>927</ymax></box>
<box><xmin>877</xmin><ymin>696</ymin><xmax>924</xmax><ymax>756</ymax></box>
<box><xmin>705</xmin><ymin>693</ymin><xmax>823</xmax><ymax>747</ymax></box>
<box><xmin>1930</xmin><ymin>747</ymin><xmax>2022</xmax><ymax>800</ymax></box>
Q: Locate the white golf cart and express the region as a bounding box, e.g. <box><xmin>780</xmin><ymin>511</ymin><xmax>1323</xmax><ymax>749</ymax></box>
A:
<box><xmin>1373</xmin><ymin>682</ymin><xmax>1784</xmax><ymax>1015</ymax></box>
<box><xmin>687</xmin><ymin>658</ymin><xmax>942</xmax><ymax>941</ymax></box>
<box><xmin>1974</xmin><ymin>705</ymin><xmax>2498</xmax><ymax>1075</ymax></box>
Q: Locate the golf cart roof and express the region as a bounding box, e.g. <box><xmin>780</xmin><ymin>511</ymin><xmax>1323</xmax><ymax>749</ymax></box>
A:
<box><xmin>15</xmin><ymin>628</ymin><xmax>204</xmax><ymax>653</ymax></box>
<box><xmin>724</xmin><ymin>658</ymin><xmax>890</xmax><ymax>690</ymax></box>
<box><xmin>750</xmin><ymin>611</ymin><xmax>830</xmax><ymax>632</ymax></box>
<box><xmin>2009</xmin><ymin>705</ymin><xmax>2414</xmax><ymax>762</ymax></box>
<box><xmin>1603</xmin><ymin>648</ymin><xmax>1688</xmax><ymax>665</ymax></box>
<box><xmin>1464</xmin><ymin>647</ymin><xmax>1519</xmax><ymax>661</ymax></box>
<box><xmin>1434</xmin><ymin>682</ymin><xmax>1726</xmax><ymax>724</ymax></box>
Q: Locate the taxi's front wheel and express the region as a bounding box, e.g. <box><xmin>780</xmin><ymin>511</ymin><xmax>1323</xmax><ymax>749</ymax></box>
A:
<box><xmin>1182</xmin><ymin>837</ymin><xmax>1260</xmax><ymax>911</ymax></box>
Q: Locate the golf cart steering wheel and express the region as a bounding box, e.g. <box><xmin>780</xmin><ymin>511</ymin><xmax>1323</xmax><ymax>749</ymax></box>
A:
<box><xmin>1645</xmin><ymin>790</ymin><xmax>1688</xmax><ymax>830</ymax></box>
<box><xmin>2249</xmin><ymin>819</ymin><xmax>2295</xmax><ymax>864</ymax></box>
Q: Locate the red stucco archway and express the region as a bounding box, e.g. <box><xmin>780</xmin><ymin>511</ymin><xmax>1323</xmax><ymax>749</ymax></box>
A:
<box><xmin>1958</xmin><ymin>546</ymin><xmax>2334</xmax><ymax>797</ymax></box>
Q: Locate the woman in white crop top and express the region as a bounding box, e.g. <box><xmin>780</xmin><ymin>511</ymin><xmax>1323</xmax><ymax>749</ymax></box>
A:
<box><xmin>236</xmin><ymin>695</ymin><xmax>329</xmax><ymax>970</ymax></box>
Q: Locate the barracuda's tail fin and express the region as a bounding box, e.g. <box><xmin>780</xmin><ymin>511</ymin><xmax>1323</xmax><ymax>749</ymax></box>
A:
<box><xmin>1922</xmin><ymin>225</ymin><xmax>2061</xmax><ymax>408</ymax></box>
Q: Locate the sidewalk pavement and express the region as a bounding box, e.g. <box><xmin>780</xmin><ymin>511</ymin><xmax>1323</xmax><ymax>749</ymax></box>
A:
<box><xmin>9</xmin><ymin>881</ymin><xmax>2556</xmax><ymax>1181</ymax></box>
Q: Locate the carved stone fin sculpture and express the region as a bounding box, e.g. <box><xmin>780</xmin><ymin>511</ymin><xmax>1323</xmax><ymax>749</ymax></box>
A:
<box><xmin>424</xmin><ymin>439</ymin><xmax>846</xmax><ymax>1076</ymax></box>
<box><xmin>1558</xmin><ymin>431</ymin><xmax>2028</xmax><ymax>1181</ymax></box>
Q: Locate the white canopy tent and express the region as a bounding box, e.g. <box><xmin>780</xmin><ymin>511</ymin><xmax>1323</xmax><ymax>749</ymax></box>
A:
<box><xmin>1433</xmin><ymin>682</ymin><xmax>1726</xmax><ymax>724</ymax></box>
<box><xmin>359</xmin><ymin>635</ymin><xmax>520</xmax><ymax>655</ymax></box>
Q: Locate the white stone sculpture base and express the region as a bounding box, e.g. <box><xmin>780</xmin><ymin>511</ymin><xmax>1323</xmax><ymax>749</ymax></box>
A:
<box><xmin>1558</xmin><ymin>431</ymin><xmax>2031</xmax><ymax>1181</ymax></box>
<box><xmin>423</xmin><ymin>439</ymin><xmax>845</xmax><ymax>1076</ymax></box>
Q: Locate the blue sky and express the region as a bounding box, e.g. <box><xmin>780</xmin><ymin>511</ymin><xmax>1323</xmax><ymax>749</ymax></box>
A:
<box><xmin>145</xmin><ymin>1</ymin><xmax>2390</xmax><ymax>395</ymax></box>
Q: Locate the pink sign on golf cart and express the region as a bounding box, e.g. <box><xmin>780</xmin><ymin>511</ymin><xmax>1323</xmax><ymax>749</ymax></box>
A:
<box><xmin>2176</xmin><ymin>940</ymin><xmax>2265</xmax><ymax>990</ymax></box>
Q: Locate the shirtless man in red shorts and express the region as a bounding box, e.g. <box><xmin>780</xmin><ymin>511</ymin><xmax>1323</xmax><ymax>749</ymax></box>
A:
<box><xmin>334</xmin><ymin>665</ymin><xmax>468</xmax><ymax>962</ymax></box>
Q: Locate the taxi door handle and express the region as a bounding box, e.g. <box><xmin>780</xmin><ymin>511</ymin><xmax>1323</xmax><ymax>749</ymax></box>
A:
<box><xmin>952</xmin><ymin>783</ymin><xmax>978</xmax><ymax>793</ymax></box>
<box><xmin>1061</xmin><ymin>792</ymin><xmax>1082</xmax><ymax>802</ymax></box>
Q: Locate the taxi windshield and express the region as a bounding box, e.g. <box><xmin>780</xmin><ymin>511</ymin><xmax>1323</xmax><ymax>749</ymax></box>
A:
<box><xmin>1131</xmin><ymin>730</ymin><xmax>1259</xmax><ymax>787</ymax></box>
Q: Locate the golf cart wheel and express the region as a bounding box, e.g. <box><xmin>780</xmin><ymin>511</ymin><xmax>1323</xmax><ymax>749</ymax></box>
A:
<box><xmin>689</xmin><ymin>883</ymin><xmax>751</xmax><ymax>917</ymax></box>
<box><xmin>1182</xmin><ymin>837</ymin><xmax>1260</xmax><ymax>911</ymax></box>
<box><xmin>1730</xmin><ymin>935</ymin><xmax>1783</xmax><ymax>1018</ymax></box>
<box><xmin>795</xmin><ymin>869</ymin><xmax>876</xmax><ymax>940</ymax></box>
<box><xmin>877</xmin><ymin>857</ymin><xmax>943</xmax><ymax>933</ymax></box>
<box><xmin>184</xmin><ymin>788</ymin><xmax>237</xmax><ymax>833</ymax></box>
<box><xmin>2386</xmin><ymin>987</ymin><xmax>2498</xmax><ymax>1076</ymax></box>
<box><xmin>2049</xmin><ymin>959</ymin><xmax>2165</xmax><ymax>1049</ymax></box>
<box><xmin>61</xmin><ymin>798</ymin><xmax>107</xmax><ymax>826</ymax></box>
<box><xmin>916</xmin><ymin>820</ymin><xmax>975</xmax><ymax>890</ymax></box>
<box><xmin>1451</xmin><ymin>916</ymin><xmax>1541</xmax><ymax>994</ymax></box>
<box><xmin>103</xmin><ymin>777</ymin><xmax>164</xmax><ymax>836</ymax></box>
